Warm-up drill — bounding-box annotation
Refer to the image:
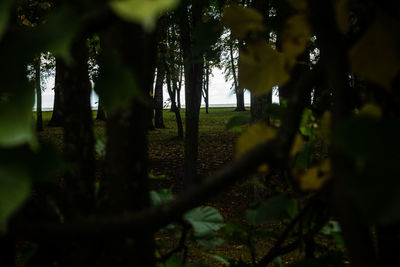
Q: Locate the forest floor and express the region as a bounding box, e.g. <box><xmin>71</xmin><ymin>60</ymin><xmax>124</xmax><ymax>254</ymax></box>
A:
<box><xmin>37</xmin><ymin>108</ymin><xmax>339</xmax><ymax>266</ymax></box>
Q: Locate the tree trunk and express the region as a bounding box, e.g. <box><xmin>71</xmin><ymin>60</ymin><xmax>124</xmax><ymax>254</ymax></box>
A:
<box><xmin>250</xmin><ymin>0</ymin><xmax>271</xmax><ymax>123</ymax></box>
<box><xmin>48</xmin><ymin>58</ymin><xmax>65</xmax><ymax>127</ymax></box>
<box><xmin>99</xmin><ymin>20</ymin><xmax>157</xmax><ymax>267</ymax></box>
<box><xmin>154</xmin><ymin>60</ymin><xmax>166</xmax><ymax>128</ymax></box>
<box><xmin>230</xmin><ymin>39</ymin><xmax>246</xmax><ymax>111</ymax></box>
<box><xmin>166</xmin><ymin>62</ymin><xmax>184</xmax><ymax>139</ymax></box>
<box><xmin>203</xmin><ymin>60</ymin><xmax>210</xmax><ymax>114</ymax></box>
<box><xmin>177</xmin><ymin>56</ymin><xmax>183</xmax><ymax>109</ymax></box>
<box><xmin>62</xmin><ymin>37</ymin><xmax>95</xmax><ymax>215</ymax></box>
<box><xmin>179</xmin><ymin>0</ymin><xmax>204</xmax><ymax>186</ymax></box>
<box><xmin>35</xmin><ymin>57</ymin><xmax>43</xmax><ymax>132</ymax></box>
<box><xmin>96</xmin><ymin>98</ymin><xmax>106</xmax><ymax>121</ymax></box>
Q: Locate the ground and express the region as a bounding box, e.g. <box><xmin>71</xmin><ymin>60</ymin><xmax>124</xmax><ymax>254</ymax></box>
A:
<box><xmin>35</xmin><ymin>108</ymin><xmax>340</xmax><ymax>266</ymax></box>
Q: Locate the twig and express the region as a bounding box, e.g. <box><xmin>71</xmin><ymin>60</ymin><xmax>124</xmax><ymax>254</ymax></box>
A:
<box><xmin>159</xmin><ymin>221</ymin><xmax>190</xmax><ymax>263</ymax></box>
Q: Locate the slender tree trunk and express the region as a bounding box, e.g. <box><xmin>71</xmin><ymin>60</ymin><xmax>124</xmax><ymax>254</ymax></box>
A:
<box><xmin>48</xmin><ymin>58</ymin><xmax>65</xmax><ymax>127</ymax></box>
<box><xmin>154</xmin><ymin>58</ymin><xmax>166</xmax><ymax>128</ymax></box>
<box><xmin>99</xmin><ymin>20</ymin><xmax>157</xmax><ymax>267</ymax></box>
<box><xmin>230</xmin><ymin>40</ymin><xmax>245</xmax><ymax>111</ymax></box>
<box><xmin>179</xmin><ymin>0</ymin><xmax>204</xmax><ymax>186</ymax></box>
<box><xmin>166</xmin><ymin>62</ymin><xmax>184</xmax><ymax>139</ymax></box>
<box><xmin>96</xmin><ymin>98</ymin><xmax>106</xmax><ymax>121</ymax></box>
<box><xmin>177</xmin><ymin>57</ymin><xmax>183</xmax><ymax>109</ymax></box>
<box><xmin>35</xmin><ymin>57</ymin><xmax>43</xmax><ymax>132</ymax></box>
<box><xmin>203</xmin><ymin>60</ymin><xmax>210</xmax><ymax>114</ymax></box>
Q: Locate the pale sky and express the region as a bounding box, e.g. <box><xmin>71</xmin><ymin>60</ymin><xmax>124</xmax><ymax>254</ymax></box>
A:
<box><xmin>36</xmin><ymin>68</ymin><xmax>253</xmax><ymax>110</ymax></box>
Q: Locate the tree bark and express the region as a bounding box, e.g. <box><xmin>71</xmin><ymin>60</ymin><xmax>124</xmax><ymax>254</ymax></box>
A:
<box><xmin>154</xmin><ymin>59</ymin><xmax>166</xmax><ymax>128</ymax></box>
<box><xmin>62</xmin><ymin>37</ymin><xmax>95</xmax><ymax>214</ymax></box>
<box><xmin>48</xmin><ymin>58</ymin><xmax>65</xmax><ymax>127</ymax></box>
<box><xmin>179</xmin><ymin>0</ymin><xmax>204</xmax><ymax>186</ymax></box>
<box><xmin>96</xmin><ymin>98</ymin><xmax>106</xmax><ymax>121</ymax></box>
<box><xmin>230</xmin><ymin>39</ymin><xmax>245</xmax><ymax>111</ymax></box>
<box><xmin>203</xmin><ymin>60</ymin><xmax>210</xmax><ymax>114</ymax></box>
<box><xmin>99</xmin><ymin>19</ymin><xmax>157</xmax><ymax>267</ymax></box>
<box><xmin>250</xmin><ymin>0</ymin><xmax>271</xmax><ymax>122</ymax></box>
<box><xmin>35</xmin><ymin>57</ymin><xmax>43</xmax><ymax>132</ymax></box>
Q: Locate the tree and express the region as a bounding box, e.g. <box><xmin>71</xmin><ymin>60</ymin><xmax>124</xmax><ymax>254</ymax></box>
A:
<box><xmin>48</xmin><ymin>57</ymin><xmax>65</xmax><ymax>126</ymax></box>
<box><xmin>34</xmin><ymin>56</ymin><xmax>43</xmax><ymax>132</ymax></box>
<box><xmin>3</xmin><ymin>1</ymin><xmax>400</xmax><ymax>267</ymax></box>
<box><xmin>179</xmin><ymin>0</ymin><xmax>206</xmax><ymax>185</ymax></box>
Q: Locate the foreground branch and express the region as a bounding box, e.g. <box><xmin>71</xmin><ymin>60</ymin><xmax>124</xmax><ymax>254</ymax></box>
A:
<box><xmin>12</xmin><ymin>66</ymin><xmax>320</xmax><ymax>241</ymax></box>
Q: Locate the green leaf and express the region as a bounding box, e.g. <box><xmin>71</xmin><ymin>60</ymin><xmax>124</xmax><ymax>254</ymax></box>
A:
<box><xmin>0</xmin><ymin>164</ymin><xmax>31</xmax><ymax>233</ymax></box>
<box><xmin>207</xmin><ymin>253</ymin><xmax>230</xmax><ymax>265</ymax></box>
<box><xmin>0</xmin><ymin>85</ymin><xmax>36</xmax><ymax>148</ymax></box>
<box><xmin>184</xmin><ymin>206</ymin><xmax>225</xmax><ymax>234</ymax></box>
<box><xmin>110</xmin><ymin>0</ymin><xmax>180</xmax><ymax>31</ymax></box>
<box><xmin>184</xmin><ymin>206</ymin><xmax>225</xmax><ymax>249</ymax></box>
<box><xmin>246</xmin><ymin>194</ymin><xmax>297</xmax><ymax>225</ymax></box>
<box><xmin>150</xmin><ymin>189</ymin><xmax>173</xmax><ymax>206</ymax></box>
<box><xmin>0</xmin><ymin>0</ymin><xmax>13</xmax><ymax>40</ymax></box>
<box><xmin>95</xmin><ymin>52</ymin><xmax>144</xmax><ymax>113</ymax></box>
<box><xmin>226</xmin><ymin>115</ymin><xmax>251</xmax><ymax>130</ymax></box>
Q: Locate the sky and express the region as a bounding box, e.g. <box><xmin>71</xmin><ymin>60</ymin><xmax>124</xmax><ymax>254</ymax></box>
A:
<box><xmin>36</xmin><ymin>68</ymin><xmax>254</xmax><ymax>110</ymax></box>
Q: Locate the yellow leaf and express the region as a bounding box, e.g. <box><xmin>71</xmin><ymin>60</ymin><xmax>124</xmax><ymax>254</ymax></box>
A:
<box><xmin>349</xmin><ymin>11</ymin><xmax>400</xmax><ymax>90</ymax></box>
<box><xmin>281</xmin><ymin>14</ymin><xmax>311</xmax><ymax>62</ymax></box>
<box><xmin>239</xmin><ymin>41</ymin><xmax>290</xmax><ymax>95</ymax></box>
<box><xmin>334</xmin><ymin>0</ymin><xmax>350</xmax><ymax>34</ymax></box>
<box><xmin>297</xmin><ymin>159</ymin><xmax>331</xmax><ymax>191</ymax></box>
<box><xmin>110</xmin><ymin>0</ymin><xmax>180</xmax><ymax>31</ymax></box>
<box><xmin>22</xmin><ymin>19</ymin><xmax>31</xmax><ymax>27</ymax></box>
<box><xmin>290</xmin><ymin>133</ymin><xmax>304</xmax><ymax>156</ymax></box>
<box><xmin>235</xmin><ymin>123</ymin><xmax>277</xmax><ymax>173</ymax></box>
<box><xmin>223</xmin><ymin>5</ymin><xmax>264</xmax><ymax>39</ymax></box>
<box><xmin>359</xmin><ymin>103</ymin><xmax>382</xmax><ymax>119</ymax></box>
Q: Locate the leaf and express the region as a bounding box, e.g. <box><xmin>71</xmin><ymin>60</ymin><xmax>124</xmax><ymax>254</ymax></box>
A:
<box><xmin>110</xmin><ymin>0</ymin><xmax>180</xmax><ymax>31</ymax></box>
<box><xmin>207</xmin><ymin>254</ymin><xmax>230</xmax><ymax>265</ymax></box>
<box><xmin>0</xmin><ymin>165</ymin><xmax>31</xmax><ymax>233</ymax></box>
<box><xmin>226</xmin><ymin>115</ymin><xmax>251</xmax><ymax>130</ymax></box>
<box><xmin>239</xmin><ymin>41</ymin><xmax>290</xmax><ymax>95</ymax></box>
<box><xmin>235</xmin><ymin>123</ymin><xmax>277</xmax><ymax>173</ymax></box>
<box><xmin>95</xmin><ymin>52</ymin><xmax>144</xmax><ymax>113</ymax></box>
<box><xmin>296</xmin><ymin>159</ymin><xmax>331</xmax><ymax>192</ymax></box>
<box><xmin>358</xmin><ymin>103</ymin><xmax>382</xmax><ymax>120</ymax></box>
<box><xmin>349</xmin><ymin>10</ymin><xmax>400</xmax><ymax>90</ymax></box>
<box><xmin>184</xmin><ymin>206</ymin><xmax>224</xmax><ymax>235</ymax></box>
<box><xmin>0</xmin><ymin>85</ymin><xmax>36</xmax><ymax>148</ymax></box>
<box><xmin>290</xmin><ymin>134</ymin><xmax>305</xmax><ymax>156</ymax></box>
<box><xmin>0</xmin><ymin>0</ymin><xmax>13</xmax><ymax>40</ymax></box>
<box><xmin>245</xmin><ymin>194</ymin><xmax>298</xmax><ymax>224</ymax></box>
<box><xmin>223</xmin><ymin>5</ymin><xmax>265</xmax><ymax>39</ymax></box>
<box><xmin>281</xmin><ymin>14</ymin><xmax>311</xmax><ymax>63</ymax></box>
<box><xmin>150</xmin><ymin>189</ymin><xmax>173</xmax><ymax>206</ymax></box>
